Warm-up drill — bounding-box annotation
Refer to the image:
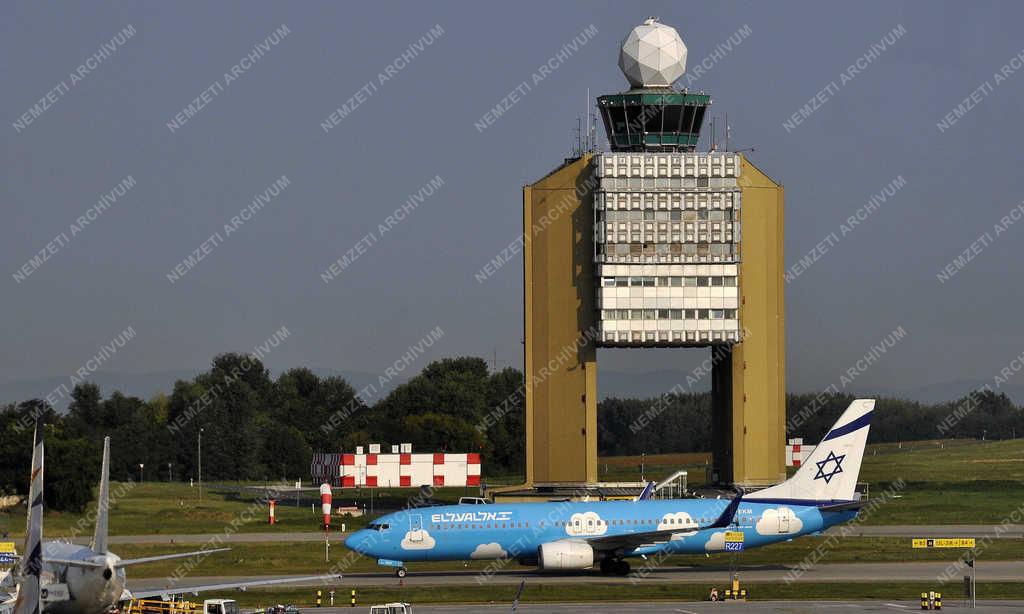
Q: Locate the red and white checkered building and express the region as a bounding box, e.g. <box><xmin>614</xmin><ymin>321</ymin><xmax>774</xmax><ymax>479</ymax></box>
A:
<box><xmin>312</xmin><ymin>445</ymin><xmax>481</xmax><ymax>488</ymax></box>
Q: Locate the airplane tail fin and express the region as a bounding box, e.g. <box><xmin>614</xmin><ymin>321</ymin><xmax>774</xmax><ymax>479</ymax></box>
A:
<box><xmin>746</xmin><ymin>399</ymin><xmax>875</xmax><ymax>504</ymax></box>
<box><xmin>14</xmin><ymin>420</ymin><xmax>44</xmax><ymax>614</ymax></box>
<box><xmin>636</xmin><ymin>481</ymin><xmax>655</xmax><ymax>501</ymax></box>
<box><xmin>91</xmin><ymin>436</ymin><xmax>111</xmax><ymax>553</ymax></box>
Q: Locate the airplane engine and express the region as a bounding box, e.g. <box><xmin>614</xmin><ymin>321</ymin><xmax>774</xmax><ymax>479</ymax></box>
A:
<box><xmin>537</xmin><ymin>541</ymin><xmax>596</xmax><ymax>570</ymax></box>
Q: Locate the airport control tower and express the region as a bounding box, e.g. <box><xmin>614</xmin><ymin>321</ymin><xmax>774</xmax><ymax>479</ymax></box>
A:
<box><xmin>517</xmin><ymin>18</ymin><xmax>786</xmax><ymax>495</ymax></box>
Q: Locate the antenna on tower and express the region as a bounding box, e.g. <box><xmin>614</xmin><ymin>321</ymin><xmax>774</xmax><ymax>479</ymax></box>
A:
<box><xmin>490</xmin><ymin>348</ymin><xmax>509</xmax><ymax>372</ymax></box>
<box><xmin>576</xmin><ymin>116</ymin><xmax>582</xmax><ymax>156</ymax></box>
<box><xmin>725</xmin><ymin>112</ymin><xmax>730</xmax><ymax>152</ymax></box>
<box><xmin>585</xmin><ymin>87</ymin><xmax>590</xmax><ymax>152</ymax></box>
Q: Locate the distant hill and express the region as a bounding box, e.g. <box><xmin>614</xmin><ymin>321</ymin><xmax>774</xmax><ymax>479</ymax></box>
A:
<box><xmin>598</xmin><ymin>369</ymin><xmax>711</xmax><ymax>399</ymax></box>
<box><xmin>2</xmin><ymin>369</ymin><xmax>1021</xmax><ymax>411</ymax></box>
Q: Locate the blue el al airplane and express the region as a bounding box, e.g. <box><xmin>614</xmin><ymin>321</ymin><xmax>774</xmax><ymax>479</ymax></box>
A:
<box><xmin>345</xmin><ymin>399</ymin><xmax>875</xmax><ymax>577</ymax></box>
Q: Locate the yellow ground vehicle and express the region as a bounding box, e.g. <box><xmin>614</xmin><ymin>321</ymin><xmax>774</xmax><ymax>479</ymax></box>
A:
<box><xmin>126</xmin><ymin>598</ymin><xmax>239</xmax><ymax>614</ymax></box>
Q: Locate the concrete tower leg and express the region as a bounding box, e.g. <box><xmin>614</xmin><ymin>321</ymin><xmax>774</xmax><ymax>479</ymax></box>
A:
<box><xmin>523</xmin><ymin>155</ymin><xmax>598</xmax><ymax>486</ymax></box>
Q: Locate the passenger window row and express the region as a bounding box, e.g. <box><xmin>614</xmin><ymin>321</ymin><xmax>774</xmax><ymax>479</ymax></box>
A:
<box><xmin>427</xmin><ymin>515</ymin><xmax>702</xmax><ymax>531</ymax></box>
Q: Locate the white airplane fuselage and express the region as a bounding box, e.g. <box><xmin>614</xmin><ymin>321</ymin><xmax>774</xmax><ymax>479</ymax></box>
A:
<box><xmin>39</xmin><ymin>542</ymin><xmax>124</xmax><ymax>614</ymax></box>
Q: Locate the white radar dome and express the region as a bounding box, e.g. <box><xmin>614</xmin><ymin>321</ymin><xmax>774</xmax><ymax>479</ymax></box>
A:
<box><xmin>618</xmin><ymin>17</ymin><xmax>687</xmax><ymax>88</ymax></box>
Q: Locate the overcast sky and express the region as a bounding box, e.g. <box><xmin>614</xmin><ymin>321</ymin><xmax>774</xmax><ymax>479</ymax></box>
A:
<box><xmin>3</xmin><ymin>1</ymin><xmax>1023</xmax><ymax>396</ymax></box>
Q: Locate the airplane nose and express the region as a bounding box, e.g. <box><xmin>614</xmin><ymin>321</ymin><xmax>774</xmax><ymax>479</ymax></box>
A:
<box><xmin>344</xmin><ymin>530</ymin><xmax>366</xmax><ymax>552</ymax></box>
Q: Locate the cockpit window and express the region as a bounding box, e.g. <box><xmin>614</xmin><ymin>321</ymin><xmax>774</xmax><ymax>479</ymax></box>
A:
<box><xmin>367</xmin><ymin>522</ymin><xmax>390</xmax><ymax>531</ymax></box>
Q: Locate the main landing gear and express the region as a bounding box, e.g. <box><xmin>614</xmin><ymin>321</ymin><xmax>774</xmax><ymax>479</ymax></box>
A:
<box><xmin>599</xmin><ymin>558</ymin><xmax>631</xmax><ymax>576</ymax></box>
<box><xmin>396</xmin><ymin>567</ymin><xmax>408</xmax><ymax>578</ymax></box>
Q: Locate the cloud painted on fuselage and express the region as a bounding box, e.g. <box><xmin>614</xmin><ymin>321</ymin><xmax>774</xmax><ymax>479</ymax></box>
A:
<box><xmin>658</xmin><ymin>511</ymin><xmax>696</xmax><ymax>532</ymax></box>
<box><xmin>400</xmin><ymin>530</ymin><xmax>436</xmax><ymax>550</ymax></box>
<box><xmin>705</xmin><ymin>531</ymin><xmax>727</xmax><ymax>551</ymax></box>
<box><xmin>565</xmin><ymin>511</ymin><xmax>607</xmax><ymax>536</ymax></box>
<box><xmin>469</xmin><ymin>542</ymin><xmax>507</xmax><ymax>559</ymax></box>
<box><xmin>755</xmin><ymin>506</ymin><xmax>803</xmax><ymax>535</ymax></box>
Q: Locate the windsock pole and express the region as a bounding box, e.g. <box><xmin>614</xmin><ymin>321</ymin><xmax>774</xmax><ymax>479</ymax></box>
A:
<box><xmin>320</xmin><ymin>483</ymin><xmax>333</xmax><ymax>529</ymax></box>
<box><xmin>320</xmin><ymin>483</ymin><xmax>333</xmax><ymax>561</ymax></box>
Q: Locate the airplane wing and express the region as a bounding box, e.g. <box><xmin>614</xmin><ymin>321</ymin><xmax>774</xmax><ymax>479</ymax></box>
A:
<box><xmin>0</xmin><ymin>569</ymin><xmax>16</xmax><ymax>591</ymax></box>
<box><xmin>44</xmin><ymin>548</ymin><xmax>232</xmax><ymax>568</ymax></box>
<box><xmin>583</xmin><ymin>494</ymin><xmax>742</xmax><ymax>552</ymax></box>
<box><xmin>129</xmin><ymin>575</ymin><xmax>342</xmax><ymax>600</ymax></box>
<box><xmin>43</xmin><ymin>559</ymin><xmax>104</xmax><ymax>569</ymax></box>
<box><xmin>115</xmin><ymin>548</ymin><xmax>230</xmax><ymax>567</ymax></box>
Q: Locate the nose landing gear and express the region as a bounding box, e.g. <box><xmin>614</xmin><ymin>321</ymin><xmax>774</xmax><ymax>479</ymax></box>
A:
<box><xmin>395</xmin><ymin>567</ymin><xmax>407</xmax><ymax>578</ymax></box>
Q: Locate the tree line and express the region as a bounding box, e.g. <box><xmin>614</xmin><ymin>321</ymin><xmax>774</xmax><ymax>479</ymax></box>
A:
<box><xmin>1</xmin><ymin>353</ymin><xmax>1021</xmax><ymax>511</ymax></box>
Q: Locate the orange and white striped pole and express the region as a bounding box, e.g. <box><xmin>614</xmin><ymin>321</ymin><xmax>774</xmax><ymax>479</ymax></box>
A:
<box><xmin>268</xmin><ymin>498</ymin><xmax>277</xmax><ymax>524</ymax></box>
<box><xmin>320</xmin><ymin>483</ymin><xmax>332</xmax><ymax>530</ymax></box>
<box><xmin>320</xmin><ymin>483</ymin><xmax>333</xmax><ymax>562</ymax></box>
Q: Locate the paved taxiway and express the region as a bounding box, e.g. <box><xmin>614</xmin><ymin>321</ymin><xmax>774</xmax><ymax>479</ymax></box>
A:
<box><xmin>300</xmin><ymin>602</ymin><xmax>1024</xmax><ymax>613</ymax></box>
<box><xmin>131</xmin><ymin>560</ymin><xmax>1024</xmax><ymax>590</ymax></box>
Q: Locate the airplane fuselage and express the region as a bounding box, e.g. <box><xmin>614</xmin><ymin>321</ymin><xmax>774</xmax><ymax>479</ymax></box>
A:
<box><xmin>345</xmin><ymin>498</ymin><xmax>857</xmax><ymax>565</ymax></box>
<box><xmin>39</xmin><ymin>542</ymin><xmax>125</xmax><ymax>614</ymax></box>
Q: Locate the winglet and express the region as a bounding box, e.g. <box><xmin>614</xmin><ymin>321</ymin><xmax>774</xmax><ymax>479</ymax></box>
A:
<box><xmin>14</xmin><ymin>419</ymin><xmax>44</xmax><ymax>614</ymax></box>
<box><xmin>91</xmin><ymin>436</ymin><xmax>111</xmax><ymax>553</ymax></box>
<box><xmin>636</xmin><ymin>481</ymin><xmax>655</xmax><ymax>501</ymax></box>
<box><xmin>706</xmin><ymin>493</ymin><xmax>742</xmax><ymax>530</ymax></box>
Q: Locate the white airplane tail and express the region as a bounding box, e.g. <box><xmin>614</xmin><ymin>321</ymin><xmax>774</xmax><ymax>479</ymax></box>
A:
<box><xmin>90</xmin><ymin>436</ymin><xmax>111</xmax><ymax>553</ymax></box>
<box><xmin>14</xmin><ymin>420</ymin><xmax>44</xmax><ymax>614</ymax></box>
<box><xmin>747</xmin><ymin>399</ymin><xmax>875</xmax><ymax>504</ymax></box>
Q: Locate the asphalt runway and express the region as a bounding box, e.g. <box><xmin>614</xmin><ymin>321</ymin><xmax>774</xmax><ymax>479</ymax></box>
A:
<box><xmin>295</xmin><ymin>602</ymin><xmax>1024</xmax><ymax>613</ymax></box>
<box><xmin>57</xmin><ymin>524</ymin><xmax>1024</xmax><ymax>545</ymax></box>
<box><xmin>129</xmin><ymin>560</ymin><xmax>1024</xmax><ymax>590</ymax></box>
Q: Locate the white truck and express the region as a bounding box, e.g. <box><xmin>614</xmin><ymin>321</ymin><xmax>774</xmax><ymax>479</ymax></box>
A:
<box><xmin>202</xmin><ymin>599</ymin><xmax>239</xmax><ymax>614</ymax></box>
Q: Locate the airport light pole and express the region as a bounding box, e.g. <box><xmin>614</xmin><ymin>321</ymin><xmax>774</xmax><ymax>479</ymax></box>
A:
<box><xmin>138</xmin><ymin>463</ymin><xmax>144</xmax><ymax>483</ymax></box>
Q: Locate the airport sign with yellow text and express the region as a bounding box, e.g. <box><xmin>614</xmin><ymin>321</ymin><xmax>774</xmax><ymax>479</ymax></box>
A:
<box><xmin>724</xmin><ymin>531</ymin><xmax>745</xmax><ymax>552</ymax></box>
<box><xmin>912</xmin><ymin>538</ymin><xmax>976</xmax><ymax>549</ymax></box>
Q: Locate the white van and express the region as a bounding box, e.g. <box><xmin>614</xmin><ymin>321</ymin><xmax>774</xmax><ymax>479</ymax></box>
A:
<box><xmin>368</xmin><ymin>604</ymin><xmax>411</xmax><ymax>614</ymax></box>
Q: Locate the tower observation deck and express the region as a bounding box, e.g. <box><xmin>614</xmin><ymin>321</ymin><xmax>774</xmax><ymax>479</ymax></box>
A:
<box><xmin>597</xmin><ymin>17</ymin><xmax>708</xmax><ymax>152</ymax></box>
